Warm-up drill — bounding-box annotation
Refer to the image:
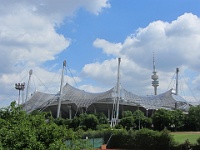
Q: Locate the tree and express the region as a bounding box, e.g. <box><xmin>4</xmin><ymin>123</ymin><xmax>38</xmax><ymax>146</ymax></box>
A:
<box><xmin>70</xmin><ymin>116</ymin><xmax>81</xmax><ymax>130</ymax></box>
<box><xmin>119</xmin><ymin>116</ymin><xmax>135</xmax><ymax>130</ymax></box>
<box><xmin>122</xmin><ymin>110</ymin><xmax>133</xmax><ymax>118</ymax></box>
<box><xmin>187</xmin><ymin>105</ymin><xmax>200</xmax><ymax>131</ymax></box>
<box><xmin>170</xmin><ymin>110</ymin><xmax>185</xmax><ymax>131</ymax></box>
<box><xmin>96</xmin><ymin>112</ymin><xmax>108</xmax><ymax>124</ymax></box>
<box><xmin>151</xmin><ymin>109</ymin><xmax>172</xmax><ymax>131</ymax></box>
<box><xmin>0</xmin><ymin>101</ymin><xmax>92</xmax><ymax>150</ymax></box>
<box><xmin>70</xmin><ymin>114</ymin><xmax>99</xmax><ymax>131</ymax></box>
<box><xmin>82</xmin><ymin>114</ymin><xmax>99</xmax><ymax>130</ymax></box>
<box><xmin>141</xmin><ymin>117</ymin><xmax>152</xmax><ymax>129</ymax></box>
<box><xmin>54</xmin><ymin>117</ymin><xmax>71</xmax><ymax>128</ymax></box>
<box><xmin>133</xmin><ymin>109</ymin><xmax>151</xmax><ymax>129</ymax></box>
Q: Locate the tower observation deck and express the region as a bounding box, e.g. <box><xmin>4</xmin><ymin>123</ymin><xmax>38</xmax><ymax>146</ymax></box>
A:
<box><xmin>151</xmin><ymin>53</ymin><xmax>159</xmax><ymax>95</ymax></box>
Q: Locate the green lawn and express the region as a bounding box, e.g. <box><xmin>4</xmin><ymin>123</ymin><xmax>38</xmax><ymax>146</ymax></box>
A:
<box><xmin>171</xmin><ymin>132</ymin><xmax>200</xmax><ymax>144</ymax></box>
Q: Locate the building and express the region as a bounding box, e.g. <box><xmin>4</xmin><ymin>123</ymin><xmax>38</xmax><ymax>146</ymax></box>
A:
<box><xmin>22</xmin><ymin>58</ymin><xmax>190</xmax><ymax>123</ymax></box>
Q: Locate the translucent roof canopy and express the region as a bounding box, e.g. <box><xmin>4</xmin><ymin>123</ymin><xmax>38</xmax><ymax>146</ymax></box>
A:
<box><xmin>23</xmin><ymin>83</ymin><xmax>190</xmax><ymax>113</ymax></box>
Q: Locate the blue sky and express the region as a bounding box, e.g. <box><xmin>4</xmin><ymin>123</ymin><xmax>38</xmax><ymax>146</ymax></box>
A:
<box><xmin>0</xmin><ymin>0</ymin><xmax>200</xmax><ymax>106</ymax></box>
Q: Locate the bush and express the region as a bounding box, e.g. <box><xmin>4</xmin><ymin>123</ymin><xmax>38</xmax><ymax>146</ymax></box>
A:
<box><xmin>96</xmin><ymin>124</ymin><xmax>111</xmax><ymax>130</ymax></box>
<box><xmin>134</xmin><ymin>128</ymin><xmax>159</xmax><ymax>149</ymax></box>
<box><xmin>157</xmin><ymin>128</ymin><xmax>175</xmax><ymax>149</ymax></box>
<box><xmin>102</xmin><ymin>128</ymin><xmax>175</xmax><ymax>150</ymax></box>
<box><xmin>106</xmin><ymin>129</ymin><xmax>129</xmax><ymax>149</ymax></box>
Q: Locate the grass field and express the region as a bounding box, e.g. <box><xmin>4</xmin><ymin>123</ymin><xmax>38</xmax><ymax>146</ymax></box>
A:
<box><xmin>171</xmin><ymin>132</ymin><xmax>200</xmax><ymax>144</ymax></box>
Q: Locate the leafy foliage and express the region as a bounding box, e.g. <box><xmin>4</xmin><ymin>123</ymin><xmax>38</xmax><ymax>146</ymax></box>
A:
<box><xmin>186</xmin><ymin>105</ymin><xmax>200</xmax><ymax>131</ymax></box>
<box><xmin>152</xmin><ymin>109</ymin><xmax>172</xmax><ymax>130</ymax></box>
<box><xmin>122</xmin><ymin>110</ymin><xmax>133</xmax><ymax>118</ymax></box>
<box><xmin>82</xmin><ymin>114</ymin><xmax>99</xmax><ymax>130</ymax></box>
<box><xmin>70</xmin><ymin>113</ymin><xmax>99</xmax><ymax>131</ymax></box>
<box><xmin>118</xmin><ymin>116</ymin><xmax>135</xmax><ymax>130</ymax></box>
<box><xmin>133</xmin><ymin>109</ymin><xmax>151</xmax><ymax>129</ymax></box>
<box><xmin>0</xmin><ymin>102</ymin><xmax>92</xmax><ymax>150</ymax></box>
<box><xmin>95</xmin><ymin>112</ymin><xmax>108</xmax><ymax>124</ymax></box>
<box><xmin>152</xmin><ymin>108</ymin><xmax>186</xmax><ymax>131</ymax></box>
<box><xmin>3</xmin><ymin>101</ymin><xmax>200</xmax><ymax>149</ymax></box>
<box><xmin>104</xmin><ymin>128</ymin><xmax>174</xmax><ymax>150</ymax></box>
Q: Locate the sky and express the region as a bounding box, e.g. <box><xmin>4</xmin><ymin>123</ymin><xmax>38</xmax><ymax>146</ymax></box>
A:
<box><xmin>1</xmin><ymin>0</ymin><xmax>200</xmax><ymax>107</ymax></box>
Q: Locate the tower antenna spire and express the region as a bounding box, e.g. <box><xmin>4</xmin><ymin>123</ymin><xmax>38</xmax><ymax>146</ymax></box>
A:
<box><xmin>151</xmin><ymin>52</ymin><xmax>159</xmax><ymax>95</ymax></box>
<box><xmin>153</xmin><ymin>52</ymin><xmax>156</xmax><ymax>72</ymax></box>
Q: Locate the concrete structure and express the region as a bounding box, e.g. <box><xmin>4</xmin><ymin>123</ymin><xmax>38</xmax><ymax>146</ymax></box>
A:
<box><xmin>151</xmin><ymin>53</ymin><xmax>159</xmax><ymax>95</ymax></box>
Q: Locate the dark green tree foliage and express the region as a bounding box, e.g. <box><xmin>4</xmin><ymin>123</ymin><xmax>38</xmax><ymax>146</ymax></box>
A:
<box><xmin>133</xmin><ymin>109</ymin><xmax>151</xmax><ymax>129</ymax></box>
<box><xmin>95</xmin><ymin>112</ymin><xmax>108</xmax><ymax>124</ymax></box>
<box><xmin>118</xmin><ymin>116</ymin><xmax>135</xmax><ymax>130</ymax></box>
<box><xmin>53</xmin><ymin>117</ymin><xmax>71</xmax><ymax>128</ymax></box>
<box><xmin>70</xmin><ymin>114</ymin><xmax>99</xmax><ymax>131</ymax></box>
<box><xmin>134</xmin><ymin>128</ymin><xmax>160</xmax><ymax>148</ymax></box>
<box><xmin>104</xmin><ymin>128</ymin><xmax>174</xmax><ymax>150</ymax></box>
<box><xmin>70</xmin><ymin>116</ymin><xmax>81</xmax><ymax>130</ymax></box>
<box><xmin>196</xmin><ymin>136</ymin><xmax>200</xmax><ymax>146</ymax></box>
<box><xmin>122</xmin><ymin>110</ymin><xmax>133</xmax><ymax>118</ymax></box>
<box><xmin>141</xmin><ymin>117</ymin><xmax>152</xmax><ymax>129</ymax></box>
<box><xmin>152</xmin><ymin>109</ymin><xmax>172</xmax><ymax>130</ymax></box>
<box><xmin>96</xmin><ymin>124</ymin><xmax>111</xmax><ymax>130</ymax></box>
<box><xmin>152</xmin><ymin>109</ymin><xmax>186</xmax><ymax>131</ymax></box>
<box><xmin>170</xmin><ymin>110</ymin><xmax>185</xmax><ymax>131</ymax></box>
<box><xmin>106</xmin><ymin>129</ymin><xmax>129</xmax><ymax>149</ymax></box>
<box><xmin>187</xmin><ymin>105</ymin><xmax>200</xmax><ymax>131</ymax></box>
<box><xmin>66</xmin><ymin>129</ymin><xmax>93</xmax><ymax>150</ymax></box>
<box><xmin>0</xmin><ymin>102</ymin><xmax>67</xmax><ymax>149</ymax></box>
<box><xmin>82</xmin><ymin>114</ymin><xmax>99</xmax><ymax>130</ymax></box>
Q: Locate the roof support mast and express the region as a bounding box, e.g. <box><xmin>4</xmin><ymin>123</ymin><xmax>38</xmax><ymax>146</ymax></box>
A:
<box><xmin>175</xmin><ymin>68</ymin><xmax>179</xmax><ymax>95</ymax></box>
<box><xmin>57</xmin><ymin>60</ymin><xmax>66</xmax><ymax>118</ymax></box>
<box><xmin>25</xmin><ymin>70</ymin><xmax>33</xmax><ymax>102</ymax></box>
<box><xmin>25</xmin><ymin>69</ymin><xmax>32</xmax><ymax>111</ymax></box>
<box><xmin>116</xmin><ymin>57</ymin><xmax>121</xmax><ymax>123</ymax></box>
<box><xmin>111</xmin><ymin>57</ymin><xmax>121</xmax><ymax>127</ymax></box>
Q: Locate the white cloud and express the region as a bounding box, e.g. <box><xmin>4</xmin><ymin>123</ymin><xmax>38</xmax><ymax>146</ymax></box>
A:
<box><xmin>82</xmin><ymin>58</ymin><xmax>118</xmax><ymax>86</ymax></box>
<box><xmin>93</xmin><ymin>38</ymin><xmax>122</xmax><ymax>56</ymax></box>
<box><xmin>0</xmin><ymin>66</ymin><xmax>82</xmax><ymax>106</ymax></box>
<box><xmin>79</xmin><ymin>84</ymin><xmax>107</xmax><ymax>93</ymax></box>
<box><xmin>81</xmin><ymin>0</ymin><xmax>111</xmax><ymax>15</ymax></box>
<box><xmin>0</xmin><ymin>4</ymin><xmax>70</xmax><ymax>74</ymax></box>
<box><xmin>82</xmin><ymin>13</ymin><xmax>200</xmax><ymax>100</ymax></box>
<box><xmin>0</xmin><ymin>0</ymin><xmax>110</xmax><ymax>106</ymax></box>
<box><xmin>0</xmin><ymin>0</ymin><xmax>110</xmax><ymax>24</ymax></box>
<box><xmin>119</xmin><ymin>13</ymin><xmax>200</xmax><ymax>72</ymax></box>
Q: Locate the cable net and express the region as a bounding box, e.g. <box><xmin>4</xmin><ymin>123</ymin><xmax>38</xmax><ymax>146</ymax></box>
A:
<box><xmin>23</xmin><ymin>83</ymin><xmax>190</xmax><ymax>113</ymax></box>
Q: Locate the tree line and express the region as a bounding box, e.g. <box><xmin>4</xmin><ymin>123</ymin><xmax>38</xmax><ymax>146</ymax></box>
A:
<box><xmin>1</xmin><ymin>101</ymin><xmax>200</xmax><ymax>149</ymax></box>
<box><xmin>54</xmin><ymin>106</ymin><xmax>200</xmax><ymax>132</ymax></box>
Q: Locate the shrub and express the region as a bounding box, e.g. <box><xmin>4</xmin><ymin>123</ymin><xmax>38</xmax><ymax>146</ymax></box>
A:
<box><xmin>102</xmin><ymin>128</ymin><xmax>175</xmax><ymax>150</ymax></box>
<box><xmin>106</xmin><ymin>129</ymin><xmax>129</xmax><ymax>149</ymax></box>
<box><xmin>156</xmin><ymin>128</ymin><xmax>175</xmax><ymax>149</ymax></box>
<box><xmin>134</xmin><ymin>128</ymin><xmax>159</xmax><ymax>149</ymax></box>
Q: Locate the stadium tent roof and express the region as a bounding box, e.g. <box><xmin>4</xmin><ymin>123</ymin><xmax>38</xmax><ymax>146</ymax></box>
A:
<box><xmin>23</xmin><ymin>83</ymin><xmax>190</xmax><ymax>113</ymax></box>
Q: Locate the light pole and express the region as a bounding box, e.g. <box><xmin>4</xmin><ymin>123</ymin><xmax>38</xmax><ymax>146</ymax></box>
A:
<box><xmin>15</xmin><ymin>83</ymin><xmax>25</xmax><ymax>105</ymax></box>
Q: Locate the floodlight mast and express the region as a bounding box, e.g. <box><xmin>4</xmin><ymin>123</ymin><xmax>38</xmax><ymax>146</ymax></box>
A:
<box><xmin>57</xmin><ymin>60</ymin><xmax>66</xmax><ymax>118</ymax></box>
<box><xmin>15</xmin><ymin>83</ymin><xmax>25</xmax><ymax>105</ymax></box>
